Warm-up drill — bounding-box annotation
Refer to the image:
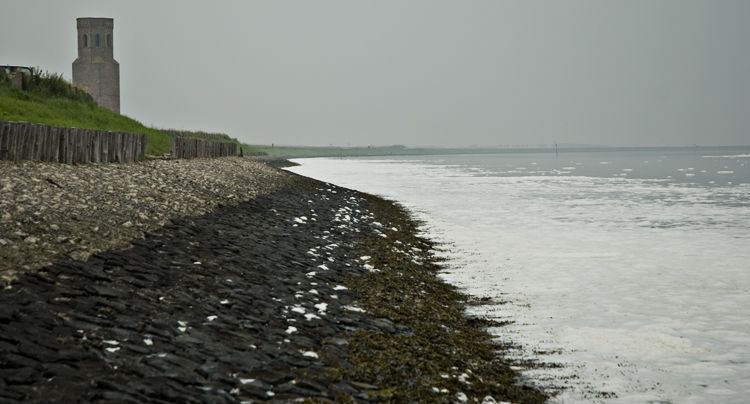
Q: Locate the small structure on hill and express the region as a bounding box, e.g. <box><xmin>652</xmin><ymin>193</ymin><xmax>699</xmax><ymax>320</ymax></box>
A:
<box><xmin>0</xmin><ymin>65</ymin><xmax>32</xmax><ymax>90</ymax></box>
<box><xmin>72</xmin><ymin>17</ymin><xmax>120</xmax><ymax>113</ymax></box>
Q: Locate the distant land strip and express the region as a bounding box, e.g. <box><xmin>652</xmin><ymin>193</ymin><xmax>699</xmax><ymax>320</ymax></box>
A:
<box><xmin>243</xmin><ymin>144</ymin><xmax>750</xmax><ymax>159</ymax></box>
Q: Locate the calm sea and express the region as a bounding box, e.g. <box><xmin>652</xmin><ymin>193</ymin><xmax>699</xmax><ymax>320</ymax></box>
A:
<box><xmin>287</xmin><ymin>149</ymin><xmax>750</xmax><ymax>403</ymax></box>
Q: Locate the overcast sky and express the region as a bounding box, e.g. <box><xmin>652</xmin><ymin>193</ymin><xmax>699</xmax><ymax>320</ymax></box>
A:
<box><xmin>2</xmin><ymin>1</ymin><xmax>749</xmax><ymax>147</ymax></box>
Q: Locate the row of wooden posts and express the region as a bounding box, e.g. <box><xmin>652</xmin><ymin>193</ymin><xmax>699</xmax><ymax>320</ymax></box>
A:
<box><xmin>0</xmin><ymin>121</ymin><xmax>238</xmax><ymax>164</ymax></box>
<box><xmin>170</xmin><ymin>136</ymin><xmax>238</xmax><ymax>159</ymax></box>
<box><xmin>0</xmin><ymin>121</ymin><xmax>147</xmax><ymax>164</ymax></box>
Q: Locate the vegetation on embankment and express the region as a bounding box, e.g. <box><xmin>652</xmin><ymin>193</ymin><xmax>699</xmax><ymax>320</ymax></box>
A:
<box><xmin>343</xmin><ymin>194</ymin><xmax>548</xmax><ymax>402</ymax></box>
<box><xmin>0</xmin><ymin>68</ymin><xmax>171</xmax><ymax>155</ymax></box>
<box><xmin>163</xmin><ymin>129</ymin><xmax>238</xmax><ymax>143</ymax></box>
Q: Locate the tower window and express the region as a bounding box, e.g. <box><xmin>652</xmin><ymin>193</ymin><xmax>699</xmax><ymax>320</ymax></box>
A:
<box><xmin>83</xmin><ymin>34</ymin><xmax>88</xmax><ymax>47</ymax></box>
<box><xmin>107</xmin><ymin>34</ymin><xmax>112</xmax><ymax>48</ymax></box>
<box><xmin>95</xmin><ymin>34</ymin><xmax>101</xmax><ymax>47</ymax></box>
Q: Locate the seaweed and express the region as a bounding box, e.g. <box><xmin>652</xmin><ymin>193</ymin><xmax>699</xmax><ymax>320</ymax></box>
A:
<box><xmin>343</xmin><ymin>193</ymin><xmax>548</xmax><ymax>403</ymax></box>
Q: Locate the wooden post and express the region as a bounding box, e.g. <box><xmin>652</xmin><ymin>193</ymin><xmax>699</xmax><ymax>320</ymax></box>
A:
<box><xmin>50</xmin><ymin>126</ymin><xmax>59</xmax><ymax>162</ymax></box>
<box><xmin>66</xmin><ymin>128</ymin><xmax>74</xmax><ymax>164</ymax></box>
<box><xmin>0</xmin><ymin>122</ymin><xmax>8</xmax><ymax>160</ymax></box>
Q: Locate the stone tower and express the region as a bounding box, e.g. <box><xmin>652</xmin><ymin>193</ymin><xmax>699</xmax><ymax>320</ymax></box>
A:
<box><xmin>72</xmin><ymin>17</ymin><xmax>120</xmax><ymax>113</ymax></box>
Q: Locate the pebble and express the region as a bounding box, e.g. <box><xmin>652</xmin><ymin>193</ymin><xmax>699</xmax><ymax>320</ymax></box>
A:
<box><xmin>0</xmin><ymin>158</ymin><xmax>287</xmax><ymax>285</ymax></box>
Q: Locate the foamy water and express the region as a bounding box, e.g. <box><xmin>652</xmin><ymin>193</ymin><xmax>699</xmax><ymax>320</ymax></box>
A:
<box><xmin>287</xmin><ymin>151</ymin><xmax>750</xmax><ymax>403</ymax></box>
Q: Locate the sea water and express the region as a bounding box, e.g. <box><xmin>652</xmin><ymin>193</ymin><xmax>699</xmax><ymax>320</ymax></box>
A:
<box><xmin>286</xmin><ymin>150</ymin><xmax>750</xmax><ymax>403</ymax></box>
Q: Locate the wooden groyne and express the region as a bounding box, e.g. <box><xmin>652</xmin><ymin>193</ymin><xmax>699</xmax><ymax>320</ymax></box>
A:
<box><xmin>0</xmin><ymin>121</ymin><xmax>146</xmax><ymax>164</ymax></box>
<box><xmin>170</xmin><ymin>136</ymin><xmax>237</xmax><ymax>159</ymax></box>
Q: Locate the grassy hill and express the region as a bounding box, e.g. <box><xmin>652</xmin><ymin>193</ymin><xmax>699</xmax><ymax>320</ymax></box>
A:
<box><xmin>0</xmin><ymin>69</ymin><xmax>171</xmax><ymax>155</ymax></box>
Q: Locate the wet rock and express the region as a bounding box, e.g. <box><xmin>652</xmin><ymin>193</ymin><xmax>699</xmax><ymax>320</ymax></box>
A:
<box><xmin>0</xmin><ymin>387</ymin><xmax>25</xmax><ymax>401</ymax></box>
<box><xmin>0</xmin><ymin>367</ymin><xmax>36</xmax><ymax>384</ymax></box>
<box><xmin>85</xmin><ymin>285</ymin><xmax>124</xmax><ymax>298</ymax></box>
<box><xmin>274</xmin><ymin>381</ymin><xmax>324</xmax><ymax>397</ymax></box>
<box><xmin>55</xmin><ymin>349</ymin><xmax>99</xmax><ymax>364</ymax></box>
<box><xmin>16</xmin><ymin>341</ymin><xmax>58</xmax><ymax>362</ymax></box>
<box><xmin>0</xmin><ymin>306</ymin><xmax>16</xmax><ymax>322</ymax></box>
<box><xmin>41</xmin><ymin>362</ymin><xmax>76</xmax><ymax>377</ymax></box>
<box><xmin>173</xmin><ymin>334</ymin><xmax>204</xmax><ymax>345</ymax></box>
<box><xmin>94</xmin><ymin>391</ymin><xmax>142</xmax><ymax>404</ymax></box>
<box><xmin>368</xmin><ymin>318</ymin><xmax>396</xmax><ymax>333</ymax></box>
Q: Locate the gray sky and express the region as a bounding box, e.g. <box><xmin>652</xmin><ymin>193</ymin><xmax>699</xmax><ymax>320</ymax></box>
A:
<box><xmin>2</xmin><ymin>1</ymin><xmax>749</xmax><ymax>147</ymax></box>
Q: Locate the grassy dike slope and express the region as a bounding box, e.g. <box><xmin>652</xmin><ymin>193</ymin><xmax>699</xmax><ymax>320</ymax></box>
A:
<box><xmin>0</xmin><ymin>72</ymin><xmax>171</xmax><ymax>155</ymax></box>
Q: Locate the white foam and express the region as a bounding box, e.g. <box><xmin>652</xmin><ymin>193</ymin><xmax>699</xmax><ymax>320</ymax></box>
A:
<box><xmin>703</xmin><ymin>154</ymin><xmax>750</xmax><ymax>159</ymax></box>
<box><xmin>300</xmin><ymin>351</ymin><xmax>319</xmax><ymax>359</ymax></box>
<box><xmin>304</xmin><ymin>313</ymin><xmax>321</xmax><ymax>321</ymax></box>
<box><xmin>344</xmin><ymin>305</ymin><xmax>366</xmax><ymax>313</ymax></box>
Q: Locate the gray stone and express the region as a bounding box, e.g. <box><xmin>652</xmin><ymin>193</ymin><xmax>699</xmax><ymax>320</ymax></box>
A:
<box><xmin>72</xmin><ymin>18</ymin><xmax>120</xmax><ymax>113</ymax></box>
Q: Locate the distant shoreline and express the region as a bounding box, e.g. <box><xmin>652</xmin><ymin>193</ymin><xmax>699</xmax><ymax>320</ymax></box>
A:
<box><xmin>246</xmin><ymin>144</ymin><xmax>750</xmax><ymax>160</ymax></box>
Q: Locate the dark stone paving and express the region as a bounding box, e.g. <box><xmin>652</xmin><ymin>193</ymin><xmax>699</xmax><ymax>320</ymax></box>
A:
<box><xmin>0</xmin><ymin>176</ymin><xmax>391</xmax><ymax>403</ymax></box>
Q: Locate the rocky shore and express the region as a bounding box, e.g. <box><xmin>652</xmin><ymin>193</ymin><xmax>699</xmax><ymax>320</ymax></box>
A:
<box><xmin>0</xmin><ymin>159</ymin><xmax>546</xmax><ymax>402</ymax></box>
<box><xmin>0</xmin><ymin>158</ymin><xmax>286</xmax><ymax>285</ymax></box>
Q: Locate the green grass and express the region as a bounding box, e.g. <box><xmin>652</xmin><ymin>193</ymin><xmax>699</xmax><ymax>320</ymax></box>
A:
<box><xmin>0</xmin><ymin>69</ymin><xmax>171</xmax><ymax>155</ymax></box>
<box><xmin>162</xmin><ymin>129</ymin><xmax>241</xmax><ymax>156</ymax></box>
